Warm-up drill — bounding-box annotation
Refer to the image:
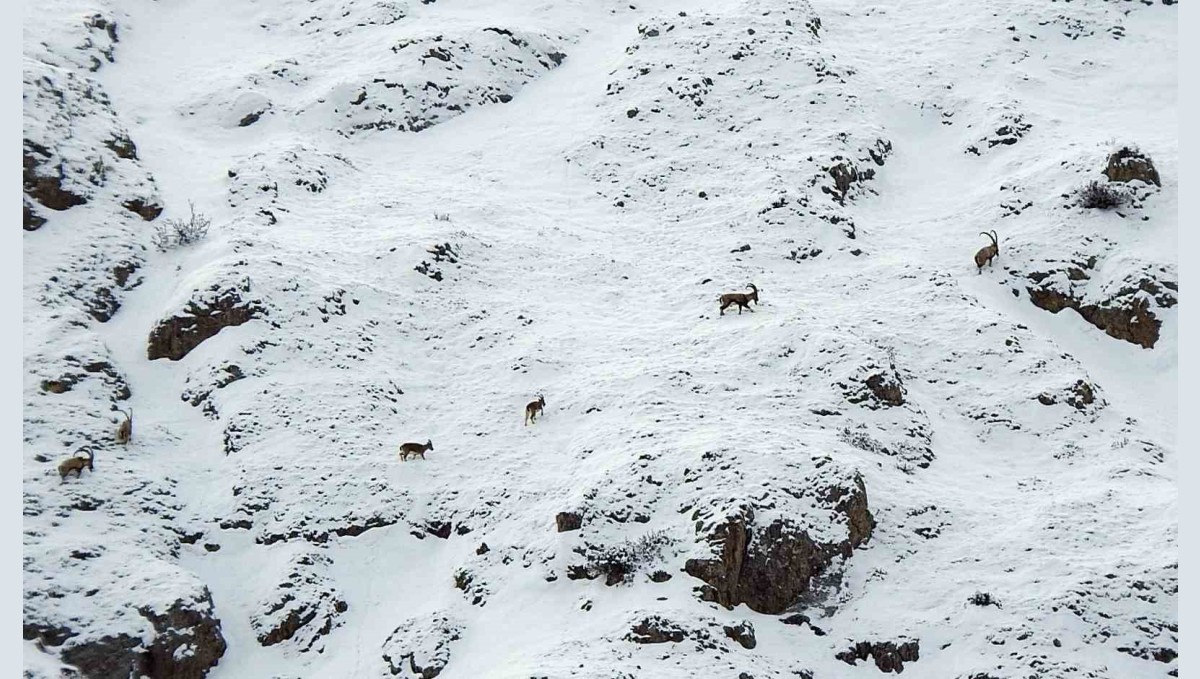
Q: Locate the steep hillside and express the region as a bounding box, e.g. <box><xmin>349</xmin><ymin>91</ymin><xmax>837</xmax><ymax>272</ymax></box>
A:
<box><xmin>23</xmin><ymin>0</ymin><xmax>1177</xmax><ymax>677</ymax></box>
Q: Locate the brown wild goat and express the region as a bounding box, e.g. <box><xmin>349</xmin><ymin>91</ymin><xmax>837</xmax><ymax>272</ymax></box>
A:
<box><xmin>58</xmin><ymin>450</ymin><xmax>94</xmax><ymax>482</ymax></box>
<box><xmin>719</xmin><ymin>284</ymin><xmax>759</xmax><ymax>315</ymax></box>
<box><xmin>398</xmin><ymin>439</ymin><xmax>433</xmax><ymax>461</ymax></box>
<box><xmin>524</xmin><ymin>394</ymin><xmax>546</xmax><ymax>426</ymax></box>
<box><xmin>115</xmin><ymin>408</ymin><xmax>132</xmax><ymax>445</ymax></box>
<box><xmin>974</xmin><ymin>231</ymin><xmax>999</xmax><ymax>273</ymax></box>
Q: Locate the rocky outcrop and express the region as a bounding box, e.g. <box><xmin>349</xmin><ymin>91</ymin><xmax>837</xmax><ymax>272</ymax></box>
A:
<box><xmin>1036</xmin><ymin>379</ymin><xmax>1101</xmax><ymax>412</ymax></box>
<box><xmin>57</xmin><ymin>591</ymin><xmax>227</xmax><ymax>679</ymax></box>
<box><xmin>381</xmin><ymin>614</ymin><xmax>462</xmax><ymax>679</ymax></box>
<box><xmin>684</xmin><ymin>474</ymin><xmax>874</xmax><ymax>614</ymax></box>
<box><xmin>36</xmin><ymin>357</ymin><xmax>130</xmax><ymax>401</ymax></box>
<box><xmin>627</xmin><ymin>616</ymin><xmax>687</xmax><ymax>644</ymax></box>
<box><xmin>865</xmin><ymin>371</ymin><xmax>905</xmax><ymax>407</ymax></box>
<box><xmin>1103</xmin><ymin>146</ymin><xmax>1161</xmax><ymax>187</ymax></box>
<box><xmin>251</xmin><ymin>551</ymin><xmax>347</xmax><ymax>653</ymax></box>
<box><xmin>822</xmin><ymin>140</ymin><xmax>892</xmax><ymax>205</ymax></box>
<box><xmin>138</xmin><ymin>595</ymin><xmax>228</xmax><ymax>679</ymax></box>
<box><xmin>570</xmin><ymin>531</ymin><xmax>672</xmax><ymax>586</ymax></box>
<box><xmin>842</xmin><ymin>362</ymin><xmax>907</xmax><ymax>409</ymax></box>
<box><xmin>24</xmin><ymin>141</ymin><xmax>88</xmax><ymax>214</ymax></box>
<box><xmin>59</xmin><ymin>633</ymin><xmax>145</xmax><ymax>679</ymax></box>
<box><xmin>965</xmin><ymin>109</ymin><xmax>1031</xmax><ymax>156</ymax></box>
<box><xmin>836</xmin><ymin>640</ymin><xmax>920</xmax><ymax>673</ymax></box>
<box><xmin>298</xmin><ymin>28</ymin><xmax>567</xmax><ymax>136</ymax></box>
<box><xmin>24</xmin><ymin>198</ymin><xmax>47</xmax><ymax>231</ymax></box>
<box><xmin>1025</xmin><ymin>259</ymin><xmax>1176</xmax><ymax>349</ymax></box>
<box><xmin>181</xmin><ymin>364</ymin><xmax>246</xmax><ymax>418</ymax></box>
<box><xmin>148</xmin><ymin>280</ymin><xmax>263</xmax><ymax>361</ymax></box>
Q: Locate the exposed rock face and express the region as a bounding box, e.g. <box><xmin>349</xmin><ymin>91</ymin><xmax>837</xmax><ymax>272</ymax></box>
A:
<box><xmin>1103</xmin><ymin>146</ymin><xmax>1161</xmax><ymax>187</ymax></box>
<box><xmin>24</xmin><ymin>141</ymin><xmax>89</xmax><ymax>214</ymax></box>
<box><xmin>824</xmin><ymin>475</ymin><xmax>877</xmax><ymax>548</ymax></box>
<box><xmin>104</xmin><ymin>133</ymin><xmax>137</xmax><ymax>160</ymax></box>
<box><xmin>836</xmin><ymin>640</ymin><xmax>920</xmax><ymax>673</ymax></box>
<box><xmin>59</xmin><ymin>633</ymin><xmax>145</xmax><ymax>679</ymax></box>
<box><xmin>825</xmin><ymin>159</ymin><xmax>875</xmax><ymax>205</ymax></box>
<box><xmin>24</xmin><ymin>198</ymin><xmax>47</xmax><ymax>231</ymax></box>
<box><xmin>57</xmin><ymin>592</ymin><xmax>227</xmax><ymax>679</ymax></box>
<box><xmin>1062</xmin><ymin>380</ymin><xmax>1097</xmax><ymax>410</ymax></box>
<box><xmin>1026</xmin><ymin>262</ymin><xmax>1176</xmax><ymax>349</ymax></box>
<box><xmin>842</xmin><ymin>362</ymin><xmax>907</xmax><ymax>409</ymax></box>
<box><xmin>865</xmin><ymin>371</ymin><xmax>906</xmax><ymax>407</ymax></box>
<box><xmin>822</xmin><ymin>140</ymin><xmax>892</xmax><ymax>205</ymax></box>
<box><xmin>556</xmin><ymin>511</ymin><xmax>583</xmax><ymax>532</ymax></box>
<box><xmin>251</xmin><ymin>551</ymin><xmax>347</xmax><ymax>653</ymax></box>
<box><xmin>148</xmin><ymin>281</ymin><xmax>263</xmax><ymax>361</ymax></box>
<box><xmin>381</xmin><ymin>614</ymin><xmax>462</xmax><ymax>679</ymax></box>
<box><xmin>684</xmin><ymin>474</ymin><xmax>874</xmax><ymax>615</ymax></box>
<box><xmin>138</xmin><ymin>595</ymin><xmax>228</xmax><ymax>679</ymax></box>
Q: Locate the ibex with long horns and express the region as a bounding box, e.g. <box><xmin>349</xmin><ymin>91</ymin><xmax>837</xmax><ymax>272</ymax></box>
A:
<box><xmin>58</xmin><ymin>450</ymin><xmax>94</xmax><ymax>482</ymax></box>
<box><xmin>974</xmin><ymin>231</ymin><xmax>999</xmax><ymax>273</ymax></box>
<box><xmin>719</xmin><ymin>284</ymin><xmax>759</xmax><ymax>315</ymax></box>
<box><xmin>114</xmin><ymin>408</ymin><xmax>132</xmax><ymax>446</ymax></box>
<box><xmin>525</xmin><ymin>394</ymin><xmax>546</xmax><ymax>426</ymax></box>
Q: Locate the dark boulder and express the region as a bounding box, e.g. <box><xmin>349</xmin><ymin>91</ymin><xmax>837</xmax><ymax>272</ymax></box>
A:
<box><xmin>723</xmin><ymin>621</ymin><xmax>757</xmax><ymax>649</ymax></box>
<box><xmin>555</xmin><ymin>511</ymin><xmax>582</xmax><ymax>532</ymax></box>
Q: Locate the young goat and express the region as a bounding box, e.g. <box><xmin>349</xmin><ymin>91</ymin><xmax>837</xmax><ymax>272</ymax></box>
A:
<box><xmin>114</xmin><ymin>408</ymin><xmax>133</xmax><ymax>446</ymax></box>
<box><xmin>398</xmin><ymin>439</ymin><xmax>433</xmax><ymax>461</ymax></box>
<box><xmin>719</xmin><ymin>284</ymin><xmax>759</xmax><ymax>315</ymax></box>
<box><xmin>974</xmin><ymin>231</ymin><xmax>999</xmax><ymax>273</ymax></box>
<box><xmin>524</xmin><ymin>395</ymin><xmax>546</xmax><ymax>426</ymax></box>
<box><xmin>58</xmin><ymin>450</ymin><xmax>94</xmax><ymax>482</ymax></box>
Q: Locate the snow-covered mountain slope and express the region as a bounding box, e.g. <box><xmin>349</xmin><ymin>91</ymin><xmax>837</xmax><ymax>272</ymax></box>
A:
<box><xmin>22</xmin><ymin>0</ymin><xmax>1177</xmax><ymax>676</ymax></box>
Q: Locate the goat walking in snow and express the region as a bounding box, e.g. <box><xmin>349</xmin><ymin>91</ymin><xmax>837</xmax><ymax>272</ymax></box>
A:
<box><xmin>719</xmin><ymin>284</ymin><xmax>759</xmax><ymax>315</ymax></box>
<box><xmin>525</xmin><ymin>395</ymin><xmax>546</xmax><ymax>425</ymax></box>
<box><xmin>398</xmin><ymin>439</ymin><xmax>433</xmax><ymax>461</ymax></box>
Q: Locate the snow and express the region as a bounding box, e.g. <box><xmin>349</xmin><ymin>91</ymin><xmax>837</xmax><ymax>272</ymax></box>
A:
<box><xmin>23</xmin><ymin>0</ymin><xmax>1177</xmax><ymax>676</ymax></box>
